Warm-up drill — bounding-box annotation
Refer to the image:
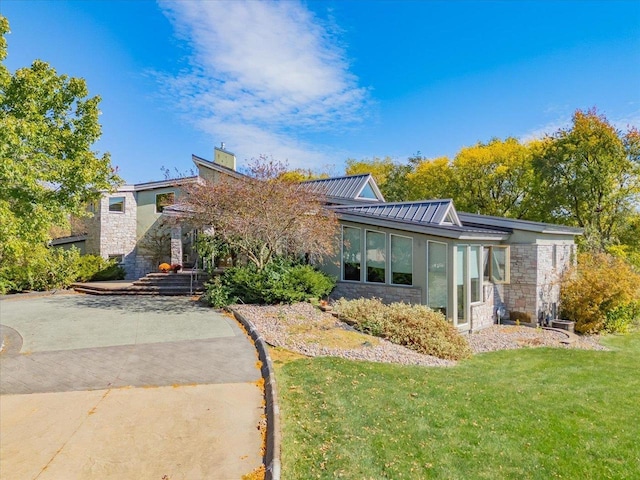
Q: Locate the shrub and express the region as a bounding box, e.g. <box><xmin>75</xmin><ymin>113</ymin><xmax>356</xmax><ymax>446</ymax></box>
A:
<box><xmin>509</xmin><ymin>311</ymin><xmax>532</xmax><ymax>324</ymax></box>
<box><xmin>334</xmin><ymin>297</ymin><xmax>472</xmax><ymax>361</ymax></box>
<box><xmin>560</xmin><ymin>253</ymin><xmax>640</xmax><ymax>334</ymax></box>
<box><xmin>0</xmin><ymin>245</ymin><xmax>80</xmax><ymax>293</ymax></box>
<box><xmin>74</xmin><ymin>255</ymin><xmax>125</xmax><ymax>282</ymax></box>
<box><xmin>201</xmin><ymin>276</ymin><xmax>234</xmax><ymax>308</ymax></box>
<box><xmin>201</xmin><ymin>259</ymin><xmax>336</xmax><ymax>307</ymax></box>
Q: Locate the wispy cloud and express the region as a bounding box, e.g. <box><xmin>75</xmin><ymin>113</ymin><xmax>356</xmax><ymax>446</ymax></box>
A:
<box><xmin>520</xmin><ymin>107</ymin><xmax>640</xmax><ymax>143</ymax></box>
<box><xmin>158</xmin><ymin>0</ymin><xmax>369</xmax><ymax>168</ymax></box>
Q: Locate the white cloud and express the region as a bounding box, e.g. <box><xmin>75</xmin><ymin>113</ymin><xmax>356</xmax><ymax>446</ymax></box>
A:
<box><xmin>520</xmin><ymin>108</ymin><xmax>640</xmax><ymax>143</ymax></box>
<box><xmin>158</xmin><ymin>0</ymin><xmax>369</xmax><ymax>168</ymax></box>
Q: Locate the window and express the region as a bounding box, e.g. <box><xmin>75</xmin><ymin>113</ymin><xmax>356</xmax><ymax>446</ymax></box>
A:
<box><xmin>108</xmin><ymin>254</ymin><xmax>124</xmax><ymax>265</ymax></box>
<box><xmin>456</xmin><ymin>246</ymin><xmax>468</xmax><ymax>324</ymax></box>
<box><xmin>483</xmin><ymin>246</ymin><xmax>510</xmax><ymax>284</ymax></box>
<box><xmin>366</xmin><ymin>230</ymin><xmax>386</xmax><ymax>283</ymax></box>
<box><xmin>342</xmin><ymin>226</ymin><xmax>361</xmax><ymax>281</ymax></box>
<box><xmin>390</xmin><ymin>235</ymin><xmax>412</xmax><ymax>285</ymax></box>
<box><xmin>156</xmin><ymin>192</ymin><xmax>175</xmax><ymax>213</ymax></box>
<box><xmin>470</xmin><ymin>245</ymin><xmax>481</xmax><ymax>303</ymax></box>
<box><xmin>358</xmin><ymin>182</ymin><xmax>377</xmax><ymax>199</ymax></box>
<box><xmin>427</xmin><ymin>241</ymin><xmax>448</xmax><ymax>315</ymax></box>
<box><xmin>109</xmin><ymin>197</ymin><xmax>125</xmax><ymax>212</ymax></box>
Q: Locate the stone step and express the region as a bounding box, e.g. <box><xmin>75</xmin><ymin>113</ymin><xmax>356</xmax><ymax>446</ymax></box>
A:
<box><xmin>73</xmin><ymin>286</ymin><xmax>204</xmax><ymax>296</ymax></box>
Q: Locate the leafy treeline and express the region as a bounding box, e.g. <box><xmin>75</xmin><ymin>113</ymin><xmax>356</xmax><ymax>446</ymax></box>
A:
<box><xmin>346</xmin><ymin>109</ymin><xmax>640</xmax><ymax>262</ymax></box>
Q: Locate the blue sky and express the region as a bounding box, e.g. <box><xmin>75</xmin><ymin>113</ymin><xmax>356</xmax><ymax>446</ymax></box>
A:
<box><xmin>2</xmin><ymin>0</ymin><xmax>639</xmax><ymax>184</ymax></box>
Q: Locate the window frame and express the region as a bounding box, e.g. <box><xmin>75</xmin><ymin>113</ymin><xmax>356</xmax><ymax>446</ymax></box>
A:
<box><xmin>155</xmin><ymin>191</ymin><xmax>176</xmax><ymax>214</ymax></box>
<box><xmin>365</xmin><ymin>230</ymin><xmax>386</xmax><ymax>284</ymax></box>
<box><xmin>341</xmin><ymin>226</ymin><xmax>362</xmax><ymax>282</ymax></box>
<box><xmin>108</xmin><ymin>196</ymin><xmax>125</xmax><ymax>213</ymax></box>
<box><xmin>390</xmin><ymin>234</ymin><xmax>413</xmax><ymax>286</ymax></box>
<box><xmin>483</xmin><ymin>245</ymin><xmax>510</xmax><ymax>284</ymax></box>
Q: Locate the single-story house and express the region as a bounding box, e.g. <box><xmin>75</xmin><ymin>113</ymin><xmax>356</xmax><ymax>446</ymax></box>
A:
<box><xmin>60</xmin><ymin>146</ymin><xmax>581</xmax><ymax>333</ymax></box>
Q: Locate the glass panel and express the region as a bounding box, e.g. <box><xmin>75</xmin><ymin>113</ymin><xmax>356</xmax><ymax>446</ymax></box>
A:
<box><xmin>391</xmin><ymin>235</ymin><xmax>412</xmax><ymax>285</ymax></box>
<box><xmin>427</xmin><ymin>242</ymin><xmax>448</xmax><ymax>315</ymax></box>
<box><xmin>109</xmin><ymin>197</ymin><xmax>124</xmax><ymax>212</ymax></box>
<box><xmin>358</xmin><ymin>182</ymin><xmax>377</xmax><ymax>199</ymax></box>
<box><xmin>366</xmin><ymin>231</ymin><xmax>386</xmax><ymax>283</ymax></box>
<box><xmin>483</xmin><ymin>246</ymin><xmax>490</xmax><ymax>281</ymax></box>
<box><xmin>457</xmin><ymin>246</ymin><xmax>467</xmax><ymax>324</ymax></box>
<box><xmin>491</xmin><ymin>246</ymin><xmax>508</xmax><ymax>283</ymax></box>
<box><xmin>156</xmin><ymin>192</ymin><xmax>175</xmax><ymax>213</ymax></box>
<box><xmin>342</xmin><ymin>227</ymin><xmax>361</xmax><ymax>281</ymax></box>
<box><xmin>470</xmin><ymin>246</ymin><xmax>481</xmax><ymax>303</ymax></box>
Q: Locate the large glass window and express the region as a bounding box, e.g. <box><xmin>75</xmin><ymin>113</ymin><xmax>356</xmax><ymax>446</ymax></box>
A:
<box><xmin>470</xmin><ymin>245</ymin><xmax>481</xmax><ymax>303</ymax></box>
<box><xmin>342</xmin><ymin>226</ymin><xmax>361</xmax><ymax>281</ymax></box>
<box><xmin>427</xmin><ymin>241</ymin><xmax>448</xmax><ymax>315</ymax></box>
<box><xmin>156</xmin><ymin>192</ymin><xmax>175</xmax><ymax>213</ymax></box>
<box><xmin>108</xmin><ymin>197</ymin><xmax>125</xmax><ymax>212</ymax></box>
<box><xmin>391</xmin><ymin>235</ymin><xmax>412</xmax><ymax>285</ymax></box>
<box><xmin>366</xmin><ymin>231</ymin><xmax>386</xmax><ymax>283</ymax></box>
<box><xmin>456</xmin><ymin>246</ymin><xmax>468</xmax><ymax>324</ymax></box>
<box><xmin>483</xmin><ymin>246</ymin><xmax>510</xmax><ymax>283</ymax></box>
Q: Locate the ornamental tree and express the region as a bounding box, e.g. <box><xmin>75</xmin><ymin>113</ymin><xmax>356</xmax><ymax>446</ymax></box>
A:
<box><xmin>179</xmin><ymin>156</ymin><xmax>338</xmax><ymax>271</ymax></box>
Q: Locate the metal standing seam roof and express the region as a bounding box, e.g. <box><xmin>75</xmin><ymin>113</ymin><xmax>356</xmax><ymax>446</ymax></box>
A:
<box><xmin>300</xmin><ymin>174</ymin><xmax>384</xmax><ymax>201</ymax></box>
<box><xmin>338</xmin><ymin>199</ymin><xmax>459</xmax><ymax>226</ymax></box>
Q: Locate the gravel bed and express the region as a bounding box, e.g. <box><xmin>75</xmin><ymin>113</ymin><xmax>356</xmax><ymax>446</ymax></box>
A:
<box><xmin>233</xmin><ymin>302</ymin><xmax>606</xmax><ymax>367</ymax></box>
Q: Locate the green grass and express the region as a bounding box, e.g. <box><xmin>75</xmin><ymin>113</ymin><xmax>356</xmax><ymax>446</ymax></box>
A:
<box><xmin>276</xmin><ymin>334</ymin><xmax>640</xmax><ymax>479</ymax></box>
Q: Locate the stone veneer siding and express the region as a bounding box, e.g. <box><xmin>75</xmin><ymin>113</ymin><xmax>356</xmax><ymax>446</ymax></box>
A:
<box><xmin>330</xmin><ymin>281</ymin><xmax>422</xmax><ymax>305</ymax></box>
<box><xmin>505</xmin><ymin>243</ymin><xmax>574</xmax><ymax>324</ymax></box>
<box><xmin>96</xmin><ymin>192</ymin><xmax>138</xmax><ymax>279</ymax></box>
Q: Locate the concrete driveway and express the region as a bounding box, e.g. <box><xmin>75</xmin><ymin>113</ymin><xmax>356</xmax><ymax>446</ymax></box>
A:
<box><xmin>0</xmin><ymin>293</ymin><xmax>264</xmax><ymax>479</ymax></box>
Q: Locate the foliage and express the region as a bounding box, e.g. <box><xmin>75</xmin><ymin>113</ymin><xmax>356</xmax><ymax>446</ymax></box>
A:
<box><xmin>532</xmin><ymin>109</ymin><xmax>640</xmax><ymax>251</ymax></box>
<box><xmin>334</xmin><ymin>297</ymin><xmax>472</xmax><ymax>360</ymax></box>
<box><xmin>277</xmin><ymin>333</ymin><xmax>640</xmax><ymax>479</ymax></box>
<box><xmin>180</xmin><ymin>157</ymin><xmax>338</xmax><ymax>271</ymax></box>
<box><xmin>346</xmin><ymin>156</ymin><xmax>412</xmax><ymax>202</ymax></box>
<box><xmin>74</xmin><ymin>254</ymin><xmax>125</xmax><ymax>282</ymax></box>
<box><xmin>136</xmin><ymin>220</ymin><xmax>171</xmax><ymax>267</ymax></box>
<box><xmin>202</xmin><ymin>260</ymin><xmax>336</xmax><ymax>307</ymax></box>
<box><xmin>0</xmin><ymin>245</ymin><xmax>80</xmax><ymax>293</ymax></box>
<box><xmin>406</xmin><ymin>139</ymin><xmax>536</xmax><ymax>217</ymax></box>
<box><xmin>0</xmin><ymin>16</ymin><xmax>121</xmax><ymax>292</ymax></box>
<box><xmin>560</xmin><ymin>252</ymin><xmax>640</xmax><ymax>333</ymax></box>
<box><xmin>194</xmin><ymin>231</ymin><xmax>232</xmax><ymax>271</ymax></box>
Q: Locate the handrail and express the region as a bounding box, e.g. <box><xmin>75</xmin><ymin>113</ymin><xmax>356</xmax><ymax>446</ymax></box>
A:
<box><xmin>190</xmin><ymin>254</ymin><xmax>199</xmax><ymax>296</ymax></box>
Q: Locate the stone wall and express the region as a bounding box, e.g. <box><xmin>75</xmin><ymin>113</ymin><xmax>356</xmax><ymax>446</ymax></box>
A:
<box><xmin>98</xmin><ymin>192</ymin><xmax>138</xmax><ymax>279</ymax></box>
<box><xmin>330</xmin><ymin>281</ymin><xmax>422</xmax><ymax>305</ymax></box>
<box><xmin>504</xmin><ymin>243</ymin><xmax>574</xmax><ymax>325</ymax></box>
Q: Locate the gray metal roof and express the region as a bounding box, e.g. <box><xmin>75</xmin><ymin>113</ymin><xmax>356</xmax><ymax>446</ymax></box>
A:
<box><xmin>458</xmin><ymin>212</ymin><xmax>583</xmax><ymax>235</ymax></box>
<box><xmin>336</xmin><ymin>199</ymin><xmax>460</xmax><ymax>226</ymax></box>
<box><xmin>301</xmin><ymin>174</ymin><xmax>384</xmax><ymax>202</ymax></box>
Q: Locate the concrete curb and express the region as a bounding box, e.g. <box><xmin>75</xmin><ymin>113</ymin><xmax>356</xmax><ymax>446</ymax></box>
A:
<box><xmin>230</xmin><ymin>308</ymin><xmax>281</xmax><ymax>480</ymax></box>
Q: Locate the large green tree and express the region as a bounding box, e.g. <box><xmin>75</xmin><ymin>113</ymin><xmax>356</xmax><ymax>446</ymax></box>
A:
<box><xmin>0</xmin><ymin>16</ymin><xmax>120</xmax><ymax>290</ymax></box>
<box><xmin>532</xmin><ymin>109</ymin><xmax>640</xmax><ymax>251</ymax></box>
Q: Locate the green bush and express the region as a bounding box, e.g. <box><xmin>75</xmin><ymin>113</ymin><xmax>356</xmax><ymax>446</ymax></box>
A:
<box><xmin>0</xmin><ymin>245</ymin><xmax>80</xmax><ymax>293</ymax></box>
<box><xmin>334</xmin><ymin>297</ymin><xmax>472</xmax><ymax>361</ymax></box>
<box><xmin>201</xmin><ymin>259</ymin><xmax>336</xmax><ymax>307</ymax></box>
<box><xmin>201</xmin><ymin>276</ymin><xmax>234</xmax><ymax>308</ymax></box>
<box><xmin>73</xmin><ymin>255</ymin><xmax>125</xmax><ymax>282</ymax></box>
<box><xmin>561</xmin><ymin>253</ymin><xmax>640</xmax><ymax>334</ymax></box>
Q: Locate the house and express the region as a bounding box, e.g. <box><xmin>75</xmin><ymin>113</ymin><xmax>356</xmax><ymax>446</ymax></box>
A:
<box><xmin>61</xmin><ymin>147</ymin><xmax>581</xmax><ymax>333</ymax></box>
<box><xmin>300</xmin><ymin>174</ymin><xmax>581</xmax><ymax>332</ymax></box>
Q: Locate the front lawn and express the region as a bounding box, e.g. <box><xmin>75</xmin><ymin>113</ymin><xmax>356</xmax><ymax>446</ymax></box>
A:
<box><xmin>275</xmin><ymin>334</ymin><xmax>640</xmax><ymax>479</ymax></box>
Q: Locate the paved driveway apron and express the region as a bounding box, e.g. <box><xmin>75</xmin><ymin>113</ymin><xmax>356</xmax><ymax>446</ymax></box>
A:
<box><xmin>0</xmin><ymin>294</ymin><xmax>263</xmax><ymax>479</ymax></box>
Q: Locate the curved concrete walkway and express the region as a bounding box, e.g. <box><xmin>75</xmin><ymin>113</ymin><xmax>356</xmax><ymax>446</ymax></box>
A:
<box><xmin>0</xmin><ymin>293</ymin><xmax>264</xmax><ymax>479</ymax></box>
